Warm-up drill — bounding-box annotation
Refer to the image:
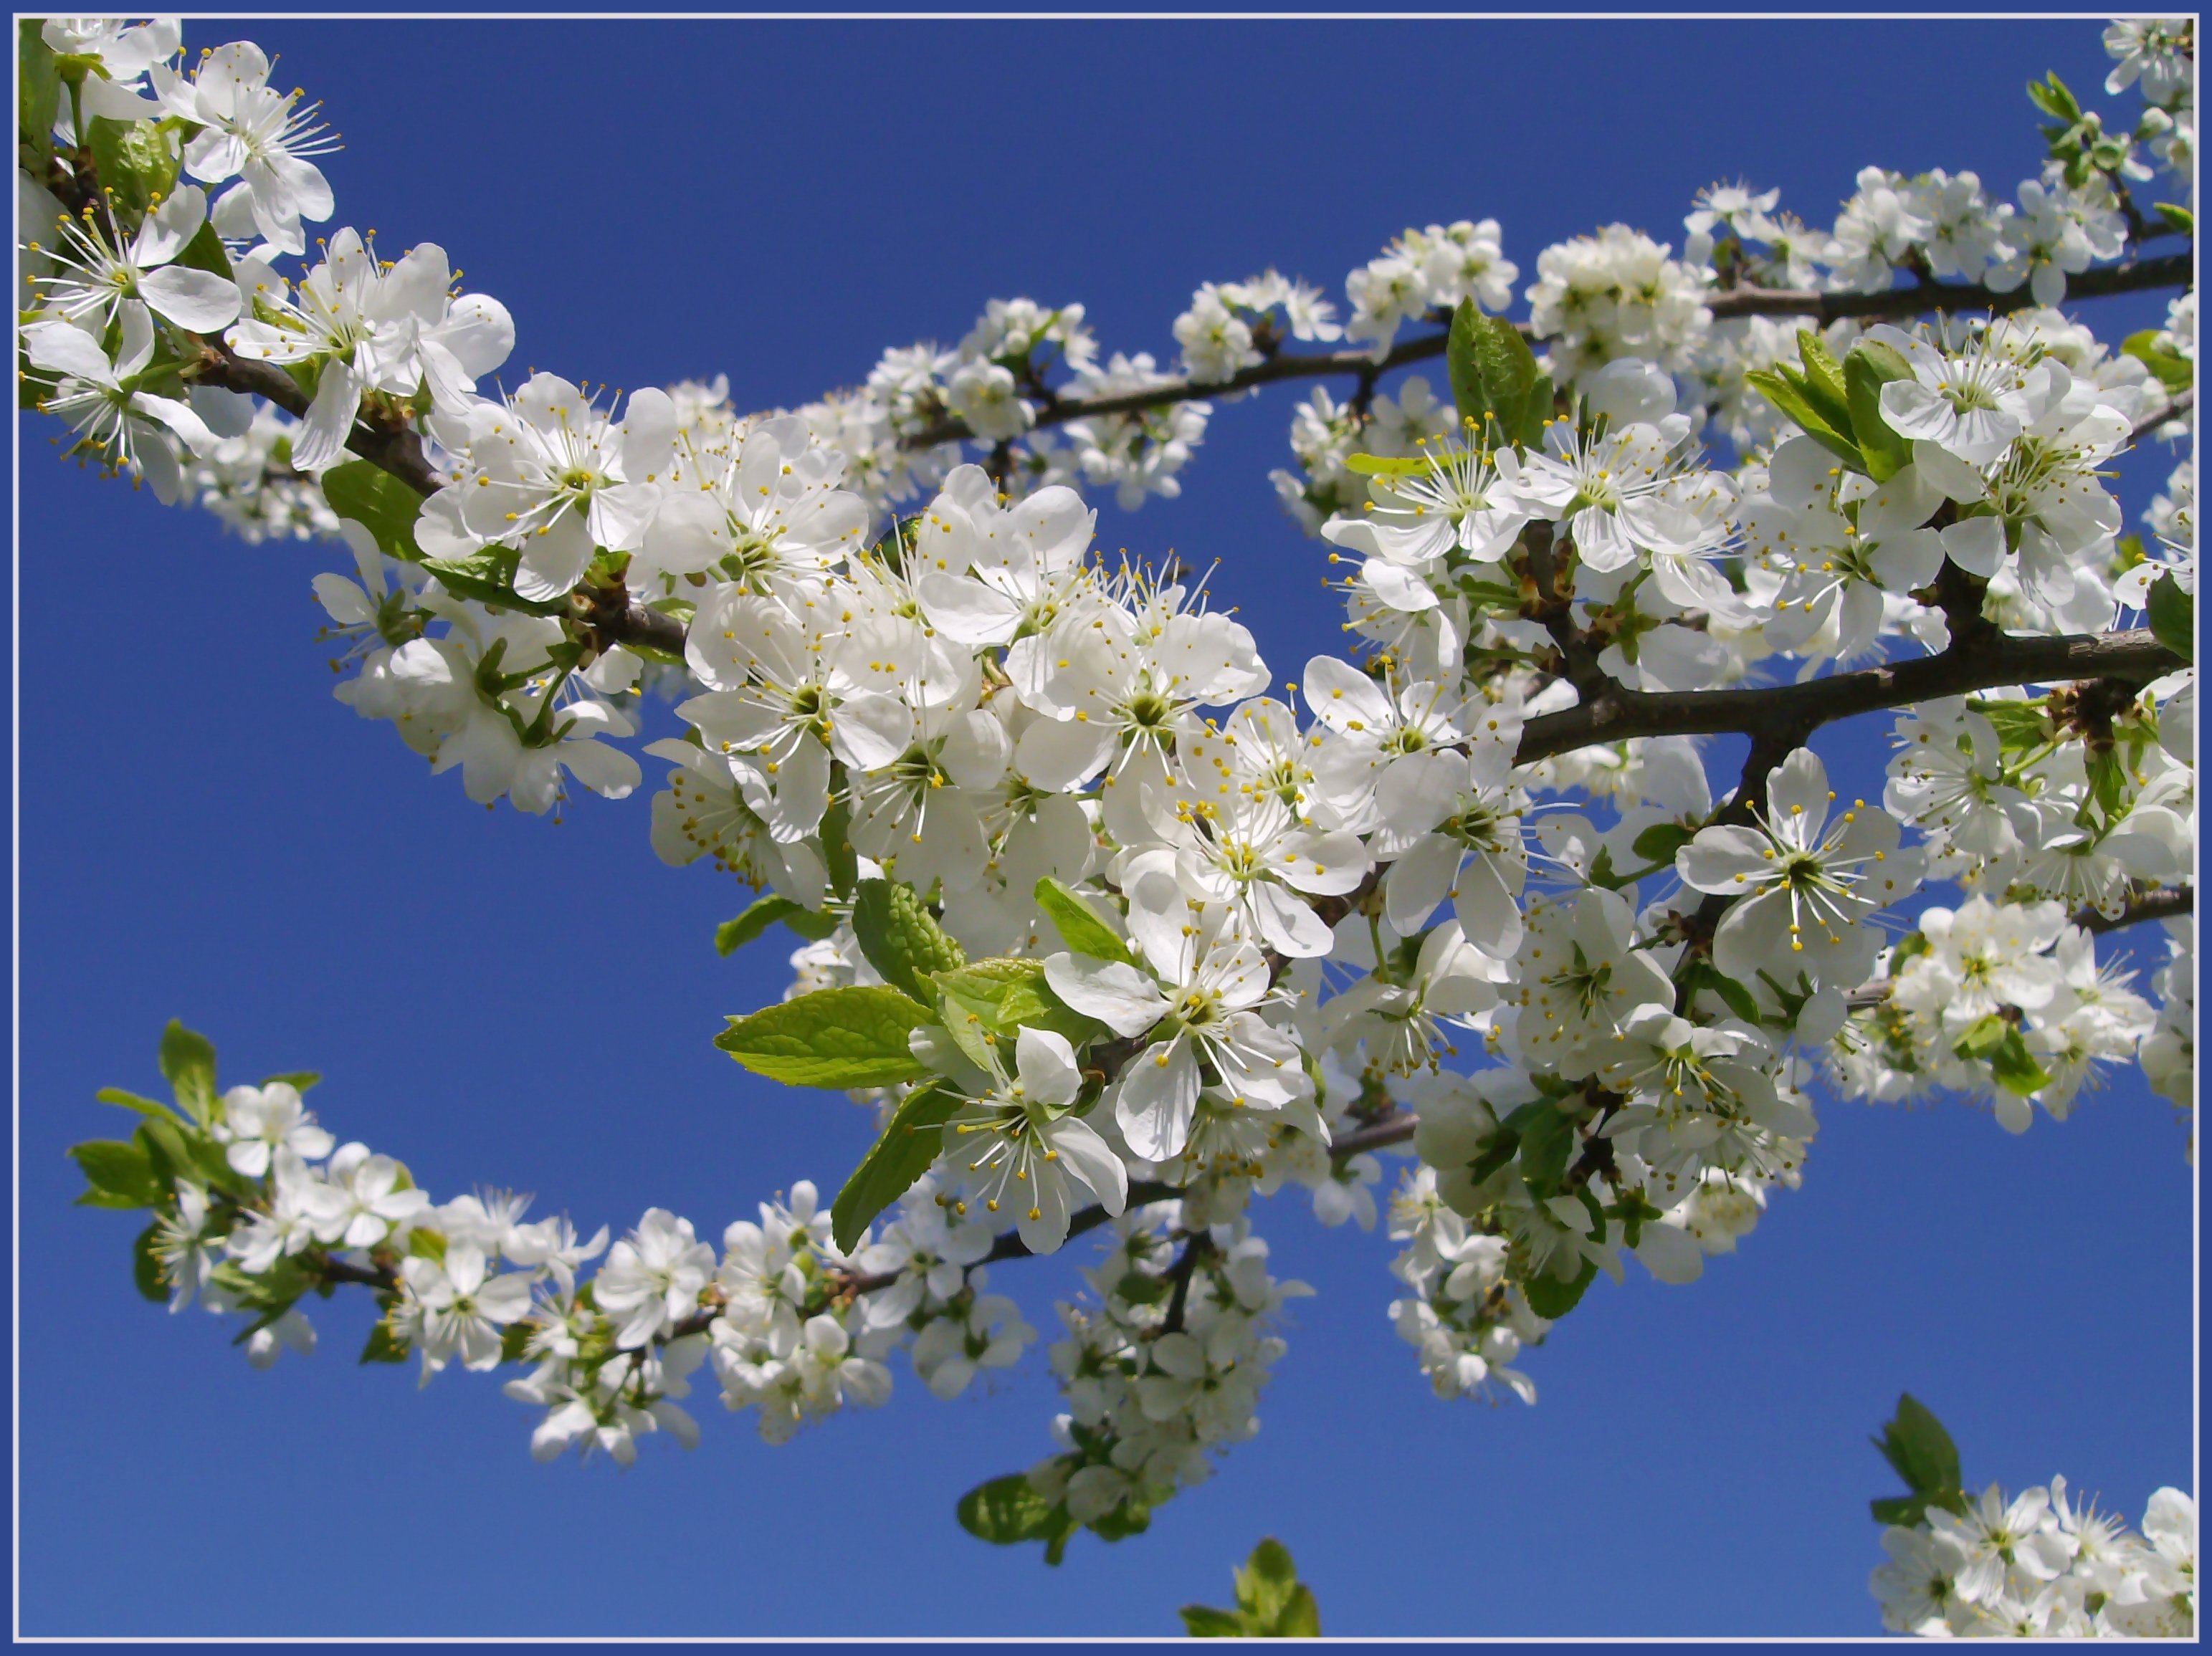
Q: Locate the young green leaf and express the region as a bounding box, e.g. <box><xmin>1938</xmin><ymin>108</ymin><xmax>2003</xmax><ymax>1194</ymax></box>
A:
<box><xmin>419</xmin><ymin>549</ymin><xmax>569</xmax><ymax>616</ymax></box>
<box><xmin>715</xmin><ymin>986</ymin><xmax>934</xmax><ymax>1090</ymax></box>
<box><xmin>1843</xmin><ymin>342</ymin><xmax>1916</xmax><ymax>483</ymax></box>
<box><xmin>1629</xmin><ymin>822</ymin><xmax>1695</xmax><ymax>866</ymax></box>
<box><xmin>158</xmin><ymin>1019</ymin><xmax>217</xmax><ymax>1126</ymax></box>
<box><xmin>359</xmin><ymin>1320</ymin><xmax>411</xmax><ymax>1364</ymax></box>
<box><xmin>1521</xmin><ymin>1255</ymin><xmax>1598</xmax><ymax>1320</ymax></box>
<box><xmin>86</xmin><ymin>115</ymin><xmax>178</xmax><ymax>224</ymax></box>
<box><xmin>851</xmin><ymin>878</ymin><xmax>968</xmax><ymax>1001</ymax></box>
<box><xmin>829</xmin><ymin>1082</ymin><xmax>963</xmax><ymax>1252</ymax></box>
<box><xmin>18</xmin><ymin>21</ymin><xmax>61</xmax><ymax>170</ymax></box>
<box><xmin>320</xmin><ymin>460</ymin><xmax>427</xmax><ymax>561</ymax></box>
<box><xmin>1986</xmin><ymin>1027</ymin><xmax>2052</xmax><ymax>1097</ymax></box>
<box><xmin>1512</xmin><ymin>1101</ymin><xmax>1576</xmax><ymax>1198</ymax></box>
<box><xmin>2147</xmin><ymin>571</ymin><xmax>2194</xmax><ymax>663</ymax></box>
<box><xmin>715</xmin><ymin>894</ymin><xmax>836</xmax><ymax>957</ymax></box>
<box><xmin>1447</xmin><ymin>300</ymin><xmax>1540</xmax><ymax>444</ymax></box>
<box><xmin>70</xmin><ymin>1139</ymin><xmax>164</xmax><ymax>1207</ymax></box>
<box><xmin>820</xmin><ymin>796</ymin><xmax>859</xmax><ymax>901</ymax></box>
<box><xmin>1950</xmin><ymin>1013</ymin><xmax>2012</xmax><ymax>1061</ymax></box>
<box><xmin>169</xmin><ymin>218</ymin><xmax>234</xmax><ymax>282</ymax></box>
<box><xmin>1870</xmin><ymin>1392</ymin><xmax>1968</xmax><ymax>1523</ymax></box>
<box><xmin>1745</xmin><ymin>369</ymin><xmax>1865</xmax><ymax>471</ymax></box>
<box><xmin>95</xmin><ymin>1086</ymin><xmax>180</xmax><ymax>1122</ymax></box>
<box><xmin>1177</xmin><ymin>1606</ymin><xmax>1249</xmax><ymax>1637</ymax></box>
<box><xmin>1034</xmin><ymin>878</ymin><xmax>1134</xmax><ymax>966</ymax></box>
<box><xmin>933</xmin><ymin>957</ymin><xmax>1105</xmax><ymax>1050</ymax></box>
<box><xmin>2122</xmin><ymin>328</ymin><xmax>2195</xmax><ymax>393</ymax></box>
<box><xmin>132</xmin><ymin>1222</ymin><xmax>168</xmax><ymax>1303</ymax></box>
<box><xmin>956</xmin><ymin>1473</ymin><xmax>1076</xmax><ymax>1561</ymax></box>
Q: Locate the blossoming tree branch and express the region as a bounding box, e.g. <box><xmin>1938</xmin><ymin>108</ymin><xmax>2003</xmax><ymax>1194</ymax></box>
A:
<box><xmin>20</xmin><ymin>16</ymin><xmax>2196</xmax><ymax>1637</ymax></box>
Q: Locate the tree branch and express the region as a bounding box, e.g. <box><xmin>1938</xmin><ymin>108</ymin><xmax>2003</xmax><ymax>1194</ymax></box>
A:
<box><xmin>2132</xmin><ymin>386</ymin><xmax>2195</xmax><ymax>444</ymax></box>
<box><xmin>2077</xmin><ymin>884</ymin><xmax>2194</xmax><ymax>934</ymax></box>
<box><xmin>900</xmin><ymin>252</ymin><xmax>2193</xmax><ymax>449</ymax></box>
<box><xmin>185</xmin><ymin>343</ymin><xmax>445</xmax><ymax>497</ymax></box>
<box><xmin>1330</xmin><ymin>1114</ymin><xmax>1416</xmax><ymax>1160</ymax></box>
<box><xmin>1512</xmin><ymin>629</ymin><xmax>2185</xmax><ymax>769</ymax></box>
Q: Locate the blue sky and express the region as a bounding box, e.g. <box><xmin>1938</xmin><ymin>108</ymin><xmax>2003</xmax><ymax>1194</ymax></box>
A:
<box><xmin>16</xmin><ymin>16</ymin><xmax>2194</xmax><ymax>1639</ymax></box>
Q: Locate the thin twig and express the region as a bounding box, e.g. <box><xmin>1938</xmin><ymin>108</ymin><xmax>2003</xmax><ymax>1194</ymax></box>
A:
<box><xmin>900</xmin><ymin>252</ymin><xmax>2193</xmax><ymax>449</ymax></box>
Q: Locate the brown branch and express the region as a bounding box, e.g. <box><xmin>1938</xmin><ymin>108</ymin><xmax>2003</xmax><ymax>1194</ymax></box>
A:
<box><xmin>1160</xmin><ymin>1230</ymin><xmax>1214</xmax><ymax>1335</ymax></box>
<box><xmin>1512</xmin><ymin>629</ymin><xmax>2184</xmax><ymax>770</ymax></box>
<box><xmin>185</xmin><ymin>343</ymin><xmax>444</xmax><ymax>496</ymax></box>
<box><xmin>2132</xmin><ymin>386</ymin><xmax>2195</xmax><ymax>444</ymax></box>
<box><xmin>316</xmin><ymin>1255</ymin><xmax>398</xmax><ymax>1292</ymax></box>
<box><xmin>900</xmin><ymin>252</ymin><xmax>2193</xmax><ymax>449</ymax></box>
<box><xmin>2077</xmin><ymin>884</ymin><xmax>2194</xmax><ymax>934</ymax></box>
<box><xmin>1331</xmin><ymin>1114</ymin><xmax>1416</xmax><ymax>1160</ymax></box>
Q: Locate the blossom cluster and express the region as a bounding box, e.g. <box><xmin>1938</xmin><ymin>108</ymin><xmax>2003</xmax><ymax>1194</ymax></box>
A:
<box><xmin>1873</xmin><ymin>1481</ymin><xmax>2196</xmax><ymax>1638</ymax></box>
<box><xmin>27</xmin><ymin>13</ymin><xmax>2195</xmax><ymax>1616</ymax></box>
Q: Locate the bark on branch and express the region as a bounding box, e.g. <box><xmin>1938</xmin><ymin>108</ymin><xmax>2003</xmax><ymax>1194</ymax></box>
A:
<box><xmin>1512</xmin><ymin>629</ymin><xmax>2185</xmax><ymax>768</ymax></box>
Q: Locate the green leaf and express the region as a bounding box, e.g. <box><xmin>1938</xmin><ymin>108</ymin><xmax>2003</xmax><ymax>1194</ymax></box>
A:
<box><xmin>2123</xmin><ymin>330</ymin><xmax>2195</xmax><ymax>394</ymax></box>
<box><xmin>1522</xmin><ymin>1255</ymin><xmax>1598</xmax><ymax>1320</ymax></box>
<box><xmin>821</xmin><ymin>796</ymin><xmax>859</xmax><ymax>901</ymax></box>
<box><xmin>1270</xmin><ymin>1586</ymin><xmax>1322</xmax><ymax>1639</ymax></box>
<box><xmin>133</xmin><ymin>1114</ymin><xmax>193</xmax><ymax>1190</ymax></box>
<box><xmin>259</xmin><ymin>1071</ymin><xmax>321</xmax><ymax>1093</ymax></box>
<box><xmin>1034</xmin><ymin>878</ymin><xmax>1134</xmax><ymax>966</ymax></box>
<box><xmin>1746</xmin><ymin>369</ymin><xmax>1864</xmax><ymax>472</ymax></box>
<box><xmin>1951</xmin><ymin>1013</ymin><xmax>2011</xmax><ymax>1061</ymax></box>
<box><xmin>86</xmin><ymin>115</ymin><xmax>178</xmax><ymax>225</ymax></box>
<box><xmin>2153</xmin><ymin>201</ymin><xmax>2193</xmax><ymax>236</ymax></box>
<box><xmin>715</xmin><ymin>894</ymin><xmax>836</xmax><ymax>956</ymax></box>
<box><xmin>320</xmin><ymin>460</ymin><xmax>426</xmax><ymax>561</ymax></box>
<box><xmin>1342</xmin><ymin>452</ymin><xmax>1431</xmax><ymax>477</ymax></box>
<box><xmin>158</xmin><ymin>1019</ymin><xmax>216</xmax><ymax>1126</ymax></box>
<box><xmin>933</xmin><ymin>957</ymin><xmax>1105</xmax><ymax>1051</ymax></box>
<box><xmin>715</xmin><ymin>985</ymin><xmax>934</xmax><ymax>1090</ymax></box>
<box><xmin>1679</xmin><ymin>957</ymin><xmax>1763</xmax><ymax>1025</ymax></box>
<box><xmin>956</xmin><ymin>1473</ymin><xmax>1075</xmax><ymax>1560</ymax></box>
<box><xmin>419</xmin><ymin>548</ymin><xmax>569</xmax><ymax>616</ymax></box>
<box><xmin>132</xmin><ymin>1222</ymin><xmax>167</xmax><ymax>1303</ymax></box>
<box><xmin>359</xmin><ymin>1321</ymin><xmax>411</xmax><ymax>1364</ymax></box>
<box><xmin>1585</xmin><ymin>845</ymin><xmax>1624</xmax><ymax>890</ymax></box>
<box><xmin>829</xmin><ymin>1082</ymin><xmax>962</xmax><ymax>1252</ymax></box>
<box><xmin>852</xmin><ymin>878</ymin><xmax>968</xmax><ymax>1001</ymax></box>
<box><xmin>1987</xmin><ymin>1028</ymin><xmax>2051</xmax><ymax>1097</ymax></box>
<box><xmin>1088</xmin><ymin>1499</ymin><xmax>1152</xmax><ymax>1543</ymax></box>
<box><xmin>70</xmin><ymin>1139</ymin><xmax>163</xmax><ymax>1207</ymax></box>
<box><xmin>1462</xmin><ymin>1125</ymin><xmax>1523</xmax><ymax>1190</ymax></box>
<box><xmin>1446</xmin><ymin>300</ymin><xmax>1540</xmax><ymax>445</ymax></box>
<box><xmin>1871</xmin><ymin>1393</ymin><xmax>1966</xmax><ymax>1523</ymax></box>
<box><xmin>1844</xmin><ymin>342</ymin><xmax>1916</xmax><ymax>483</ymax></box>
<box><xmin>1232</xmin><ymin>1538</ymin><xmax>1319</xmax><ymax>1635</ymax></box>
<box><xmin>1518</xmin><ymin>373</ymin><xmax>1554</xmax><ymax>449</ymax></box>
<box><xmin>18</xmin><ymin>21</ymin><xmax>60</xmax><ymax>169</ymax></box>
<box><xmin>168</xmin><ymin>218</ymin><xmax>233</xmax><ymax>282</ymax></box>
<box><xmin>1790</xmin><ymin>332</ymin><xmax>1857</xmax><ymax>439</ymax></box>
<box><xmin>1178</xmin><ymin>1606</ymin><xmax>1250</xmax><ymax>1637</ymax></box>
<box><xmin>2147</xmin><ymin>572</ymin><xmax>2194</xmax><ymax>663</ymax></box>
<box><xmin>2026</xmin><ymin>70</ymin><xmax>2082</xmax><ymax>123</ymax></box>
<box><xmin>1512</xmin><ymin>1101</ymin><xmax>1575</xmax><ymax>1199</ymax></box>
<box><xmin>1630</xmin><ymin>822</ymin><xmax>1695</xmax><ymax>866</ymax></box>
<box><xmin>95</xmin><ymin>1086</ymin><xmax>179</xmax><ymax>1123</ymax></box>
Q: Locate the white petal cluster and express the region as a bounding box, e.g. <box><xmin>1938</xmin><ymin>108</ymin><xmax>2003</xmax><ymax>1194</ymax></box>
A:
<box><xmin>28</xmin><ymin>17</ymin><xmax>2198</xmax><ymax>1607</ymax></box>
<box><xmin>1872</xmin><ymin>1481</ymin><xmax>2196</xmax><ymax>1638</ymax></box>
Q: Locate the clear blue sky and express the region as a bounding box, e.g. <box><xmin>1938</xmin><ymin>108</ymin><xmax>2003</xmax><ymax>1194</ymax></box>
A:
<box><xmin>17</xmin><ymin>16</ymin><xmax>2194</xmax><ymax>1638</ymax></box>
